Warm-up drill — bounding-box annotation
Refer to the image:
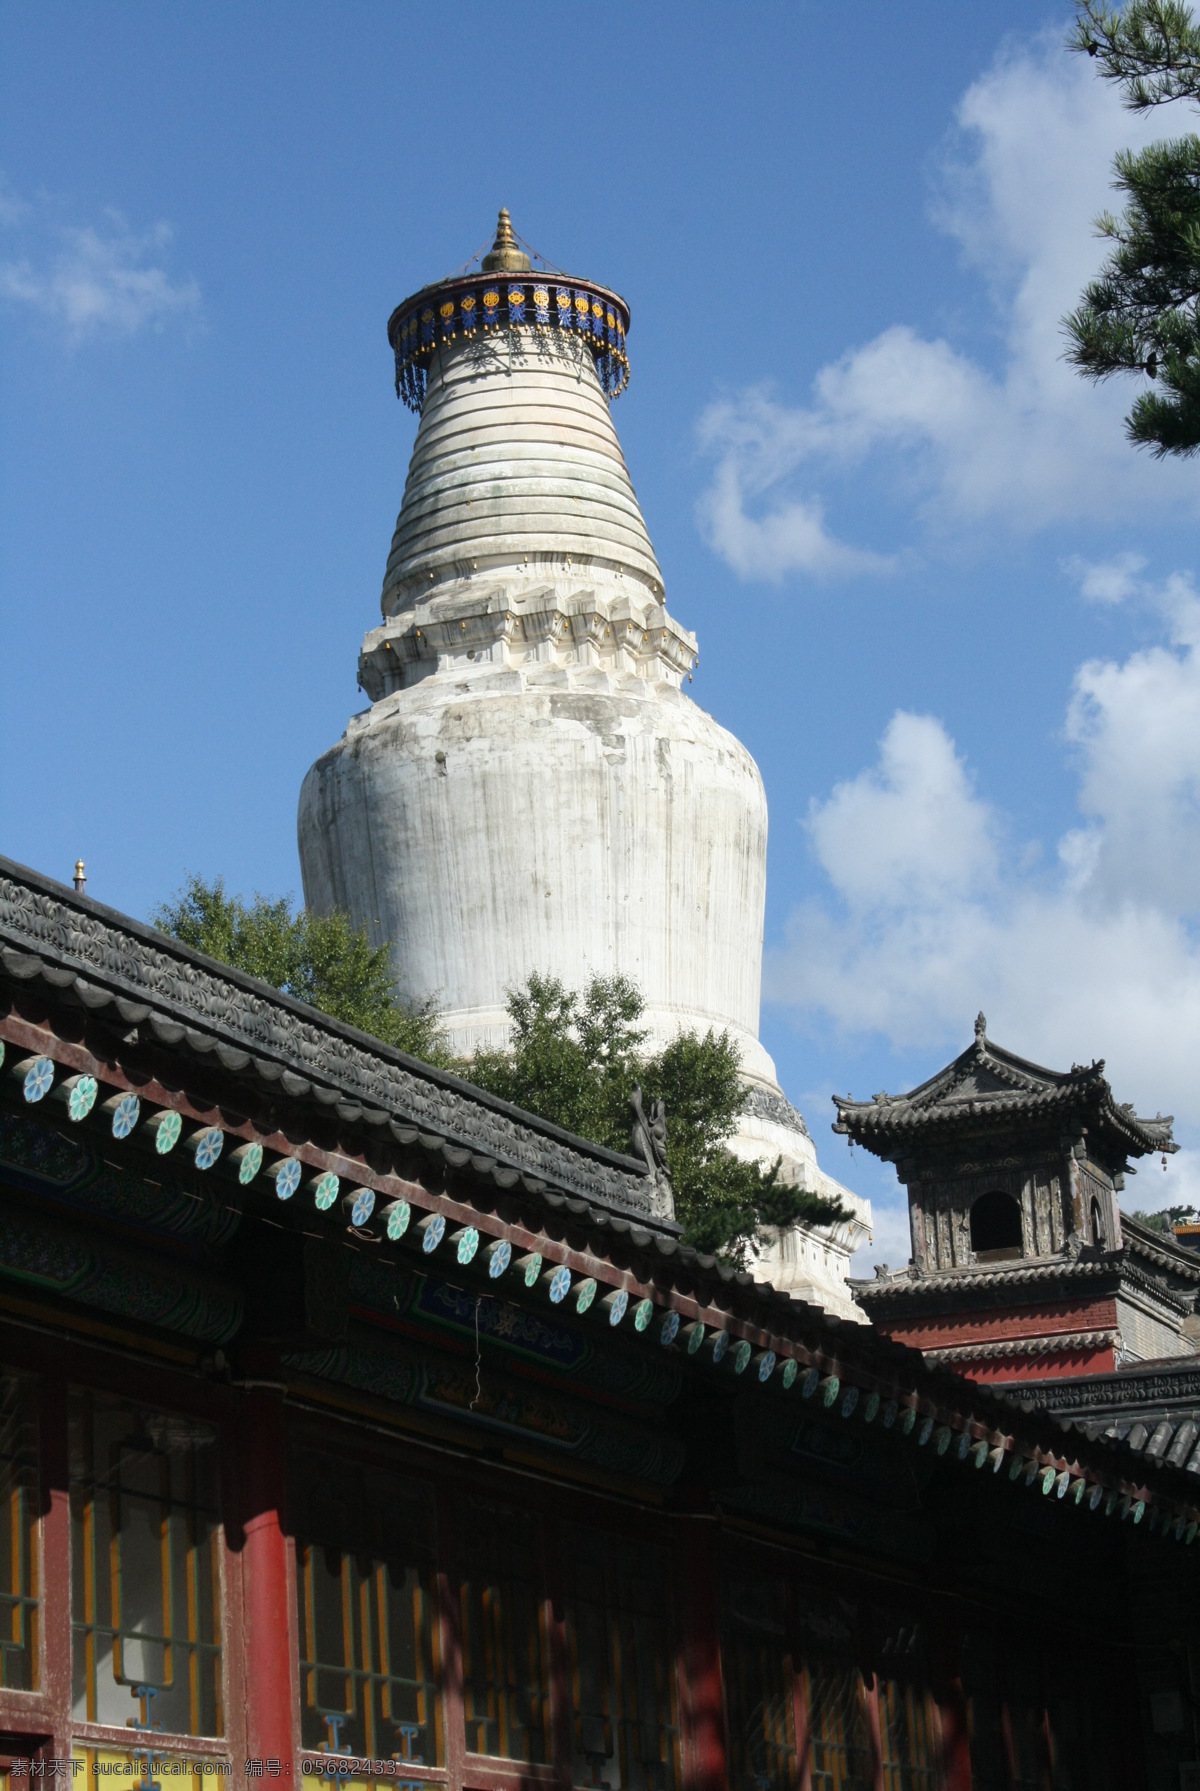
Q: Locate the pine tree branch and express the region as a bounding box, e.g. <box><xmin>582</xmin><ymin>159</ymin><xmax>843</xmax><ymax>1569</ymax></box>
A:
<box><xmin>1072</xmin><ymin>1</ymin><xmax>1200</xmax><ymax>110</ymax></box>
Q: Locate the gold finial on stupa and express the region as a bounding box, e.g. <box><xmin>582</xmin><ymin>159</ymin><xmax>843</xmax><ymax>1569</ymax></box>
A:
<box><xmin>481</xmin><ymin>208</ymin><xmax>531</xmax><ymax>274</ymax></box>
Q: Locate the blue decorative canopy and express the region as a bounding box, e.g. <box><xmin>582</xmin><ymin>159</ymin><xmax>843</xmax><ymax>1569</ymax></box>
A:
<box><xmin>387</xmin><ymin>210</ymin><xmax>631</xmax><ymax>413</ymax></box>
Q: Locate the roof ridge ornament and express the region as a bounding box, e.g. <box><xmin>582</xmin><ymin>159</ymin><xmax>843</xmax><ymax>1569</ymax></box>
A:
<box><xmin>974</xmin><ymin>1011</ymin><xmax>987</xmax><ymax>1044</ymax></box>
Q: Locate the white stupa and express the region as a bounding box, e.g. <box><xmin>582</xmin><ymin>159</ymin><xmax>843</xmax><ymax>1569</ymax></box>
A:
<box><xmin>298</xmin><ymin>212</ymin><xmax>870</xmax><ymax>1317</ymax></box>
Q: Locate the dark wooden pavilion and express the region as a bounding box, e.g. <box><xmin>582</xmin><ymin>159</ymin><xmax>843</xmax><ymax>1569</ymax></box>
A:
<box><xmin>840</xmin><ymin>1015</ymin><xmax>1199</xmax><ymax>1382</ymax></box>
<box><xmin>0</xmin><ymin>864</ymin><xmax>1198</xmax><ymax>1790</ymax></box>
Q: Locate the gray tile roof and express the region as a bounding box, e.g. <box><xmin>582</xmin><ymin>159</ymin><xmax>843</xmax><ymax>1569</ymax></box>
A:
<box><xmin>1015</xmin><ymin>1358</ymin><xmax>1200</xmax><ymax>1482</ymax></box>
<box><xmin>833</xmin><ymin>1013</ymin><xmax>1176</xmax><ymax>1160</ymax></box>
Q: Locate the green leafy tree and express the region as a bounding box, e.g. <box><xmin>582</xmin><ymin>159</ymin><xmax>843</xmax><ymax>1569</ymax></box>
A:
<box><xmin>1065</xmin><ymin>2</ymin><xmax>1200</xmax><ymax>452</ymax></box>
<box><xmin>470</xmin><ymin>971</ymin><xmax>646</xmax><ymax>1145</ymax></box>
<box><xmin>153</xmin><ymin>874</ymin><xmax>447</xmax><ymax>1062</ymax></box>
<box><xmin>1127</xmin><ymin>1201</ymin><xmax>1198</xmax><ymax>1232</ymax></box>
<box><xmin>469</xmin><ymin>971</ymin><xmax>846</xmax><ymax>1264</ymax></box>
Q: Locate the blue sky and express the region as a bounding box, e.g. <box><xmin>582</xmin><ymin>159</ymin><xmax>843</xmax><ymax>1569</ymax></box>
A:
<box><xmin>4</xmin><ymin>2</ymin><xmax>1200</xmax><ymax>1266</ymax></box>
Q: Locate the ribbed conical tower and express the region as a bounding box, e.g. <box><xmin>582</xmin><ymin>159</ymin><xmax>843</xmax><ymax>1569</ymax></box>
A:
<box><xmin>297</xmin><ymin>215</ymin><xmax>870</xmax><ymax>1309</ymax></box>
<box><xmin>379</xmin><ymin>212</ymin><xmax>661</xmax><ymax>614</ymax></box>
<box><xmin>381</xmin><ymin>246</ymin><xmax>661</xmax><ymax>609</ymax></box>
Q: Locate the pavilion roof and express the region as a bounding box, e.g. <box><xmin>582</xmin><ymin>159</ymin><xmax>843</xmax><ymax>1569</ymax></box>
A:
<box><xmin>832</xmin><ymin>1012</ymin><xmax>1176</xmax><ymax>1161</ymax></box>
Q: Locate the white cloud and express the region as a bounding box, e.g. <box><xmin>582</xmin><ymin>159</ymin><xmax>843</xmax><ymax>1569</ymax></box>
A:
<box><xmin>1132</xmin><ymin>1147</ymin><xmax>1200</xmax><ymax>1222</ymax></box>
<box><xmin>860</xmin><ymin>1193</ymin><xmax>915</xmax><ymax>1279</ymax></box>
<box><xmin>807</xmin><ymin>712</ymin><xmax>1000</xmax><ymax>913</ymax></box>
<box><xmin>0</xmin><ymin>190</ymin><xmax>200</xmax><ymax>345</ymax></box>
<box><xmin>696</xmin><ymin>396</ymin><xmax>897</xmax><ymax>581</ymax></box>
<box><xmin>0</xmin><ymin>174</ymin><xmax>28</xmax><ymax>228</ymax></box>
<box><xmin>765</xmin><ymin>564</ymin><xmax>1200</xmax><ymax>1130</ymax></box>
<box><xmin>1062</xmin><ymin>550</ymin><xmax>1147</xmax><ymax>605</ymax></box>
<box><xmin>697</xmin><ymin>37</ymin><xmax>1197</xmax><ymax>582</ymax></box>
<box><xmin>1063</xmin><ymin>561</ymin><xmax>1200</xmax><ymax>916</ymax></box>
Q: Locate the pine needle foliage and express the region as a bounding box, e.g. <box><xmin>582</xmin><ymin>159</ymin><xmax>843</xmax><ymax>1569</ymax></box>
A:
<box><xmin>1066</xmin><ymin>2</ymin><xmax>1200</xmax><ymax>452</ymax></box>
<box><xmin>468</xmin><ymin>971</ymin><xmax>846</xmax><ymax>1265</ymax></box>
<box><xmin>1127</xmin><ymin>1202</ymin><xmax>1198</xmax><ymax>1231</ymax></box>
<box><xmin>153</xmin><ymin>874</ymin><xmax>447</xmax><ymax>1062</ymax></box>
<box><xmin>1072</xmin><ymin>0</ymin><xmax>1200</xmax><ymax>110</ymax></box>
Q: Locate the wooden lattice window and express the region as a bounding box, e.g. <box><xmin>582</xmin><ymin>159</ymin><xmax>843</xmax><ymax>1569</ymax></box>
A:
<box><xmin>799</xmin><ymin>1597</ymin><xmax>938</xmax><ymax>1791</ymax></box>
<box><xmin>1007</xmin><ymin>1710</ymin><xmax>1046</xmax><ymax>1791</ymax></box>
<box><xmin>963</xmin><ymin>1636</ymin><xmax>1125</xmax><ymax>1791</ymax></box>
<box><xmin>562</xmin><ymin>1522</ymin><xmax>681</xmax><ymax>1791</ymax></box>
<box><xmin>69</xmin><ymin>1390</ymin><xmax>222</xmax><ymax>1738</ymax></box>
<box><xmin>960</xmin><ymin>1632</ymin><xmax>1007</xmax><ymax>1791</ymax></box>
<box><xmin>721</xmin><ymin>1571</ymin><xmax>798</xmax><ymax>1791</ymax></box>
<box><xmin>805</xmin><ymin>1664</ymin><xmax>872</xmax><ymax>1791</ymax></box>
<box><xmin>459</xmin><ymin>1497</ymin><xmax>550</xmax><ymax>1763</ymax></box>
<box><xmin>1045</xmin><ymin>1676</ymin><xmax>1122</xmax><ymax>1791</ymax></box>
<box><xmin>292</xmin><ymin>1459</ymin><xmax>442</xmax><ymax>1768</ymax></box>
<box><xmin>877</xmin><ymin>1673</ymin><xmax>938</xmax><ymax>1790</ymax></box>
<box><xmin>71</xmin><ymin>1746</ymin><xmax>230</xmax><ymax>1786</ymax></box>
<box><xmin>961</xmin><ymin>1632</ymin><xmax>1046</xmax><ymax>1791</ymax></box>
<box><xmin>0</xmin><ymin>1372</ymin><xmax>38</xmax><ymax>1692</ymax></box>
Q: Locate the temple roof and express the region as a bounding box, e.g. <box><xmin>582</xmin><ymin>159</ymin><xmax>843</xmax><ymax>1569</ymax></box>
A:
<box><xmin>1025</xmin><ymin>1357</ymin><xmax>1200</xmax><ymax>1485</ymax></box>
<box><xmin>0</xmin><ymin>855</ymin><xmax>666</xmax><ymax>1227</ymax></box>
<box><xmin>832</xmin><ymin>1012</ymin><xmax>1176</xmax><ymax>1162</ymax></box>
<box><xmin>5</xmin><ymin>858</ymin><xmax>1200</xmax><ymax>1537</ymax></box>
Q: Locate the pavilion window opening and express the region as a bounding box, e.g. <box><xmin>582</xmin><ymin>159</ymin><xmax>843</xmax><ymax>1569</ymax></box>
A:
<box><xmin>68</xmin><ymin>1389</ymin><xmax>222</xmax><ymax>1739</ymax></box>
<box><xmin>1091</xmin><ymin>1196</ymin><xmax>1107</xmax><ymax>1250</ymax></box>
<box><xmin>969</xmin><ymin>1190</ymin><xmax>1024</xmax><ymax>1263</ymax></box>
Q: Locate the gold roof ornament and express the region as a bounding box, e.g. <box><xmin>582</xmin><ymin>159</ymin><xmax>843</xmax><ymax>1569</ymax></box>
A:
<box><xmin>481</xmin><ymin>207</ymin><xmax>531</xmax><ymax>274</ymax></box>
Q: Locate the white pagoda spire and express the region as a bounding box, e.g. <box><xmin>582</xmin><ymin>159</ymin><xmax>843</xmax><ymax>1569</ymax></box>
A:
<box><xmin>297</xmin><ymin>211</ymin><xmax>870</xmax><ymax>1313</ymax></box>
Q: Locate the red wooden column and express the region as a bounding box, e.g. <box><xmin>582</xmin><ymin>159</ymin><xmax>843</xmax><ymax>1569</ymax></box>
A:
<box><xmin>40</xmin><ymin>1355</ymin><xmax>73</xmax><ymax>1765</ymax></box>
<box><xmin>864</xmin><ymin>1673</ymin><xmax>885</xmax><ymax>1791</ymax></box>
<box><xmin>239</xmin><ymin>1385</ymin><xmax>296</xmax><ymax>1772</ymax></box>
<box><xmin>679</xmin><ymin>1521</ymin><xmax>727</xmax><ymax>1791</ymax></box>
<box><xmin>931</xmin><ymin>1608</ymin><xmax>972</xmax><ymax>1791</ymax></box>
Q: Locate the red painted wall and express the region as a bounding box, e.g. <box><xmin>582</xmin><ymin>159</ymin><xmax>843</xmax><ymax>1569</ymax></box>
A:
<box><xmin>873</xmin><ymin>1294</ymin><xmax>1119</xmax><ymax>1380</ymax></box>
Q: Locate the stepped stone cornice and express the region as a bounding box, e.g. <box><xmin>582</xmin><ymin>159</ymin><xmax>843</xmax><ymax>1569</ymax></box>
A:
<box><xmin>360</xmin><ymin>582</ymin><xmax>697</xmax><ymax>700</ymax></box>
<box><xmin>1016</xmin><ymin>1360</ymin><xmax>1200</xmax><ymax>1481</ymax></box>
<box><xmin>1032</xmin><ymin>1360</ymin><xmax>1200</xmax><ymax>1416</ymax></box>
<box><xmin>856</xmin><ymin>1249</ymin><xmax>1196</xmax><ymax>1316</ymax></box>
